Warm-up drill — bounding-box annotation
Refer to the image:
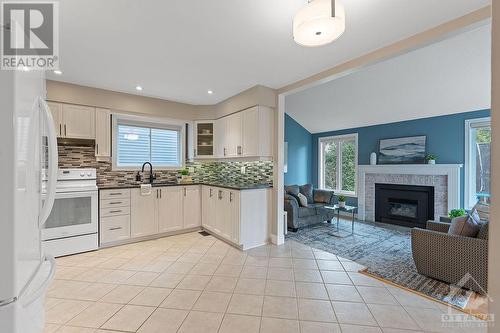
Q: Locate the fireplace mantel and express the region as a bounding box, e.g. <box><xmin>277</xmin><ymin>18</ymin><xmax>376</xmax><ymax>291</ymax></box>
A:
<box><xmin>357</xmin><ymin>164</ymin><xmax>463</xmax><ymax>221</ymax></box>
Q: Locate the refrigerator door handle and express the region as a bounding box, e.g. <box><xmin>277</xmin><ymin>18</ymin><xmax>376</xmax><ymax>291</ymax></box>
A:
<box><xmin>20</xmin><ymin>255</ymin><xmax>56</xmax><ymax>307</ymax></box>
<box><xmin>39</xmin><ymin>98</ymin><xmax>59</xmax><ymax>227</ymax></box>
<box><xmin>0</xmin><ymin>255</ymin><xmax>56</xmax><ymax>308</ymax></box>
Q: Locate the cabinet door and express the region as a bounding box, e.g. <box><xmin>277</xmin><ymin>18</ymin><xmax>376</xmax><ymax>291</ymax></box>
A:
<box><xmin>183</xmin><ymin>186</ymin><xmax>201</xmax><ymax>228</ymax></box>
<box><xmin>202</xmin><ymin>186</ymin><xmax>216</xmax><ymax>230</ymax></box>
<box><xmin>214</xmin><ymin>118</ymin><xmax>227</xmax><ymax>158</ymax></box>
<box><xmin>214</xmin><ymin>189</ymin><xmax>227</xmax><ymax>235</ymax></box>
<box><xmin>226</xmin><ymin>113</ymin><xmax>242</xmax><ymax>157</ymax></box>
<box><xmin>158</xmin><ymin>187</ymin><xmax>183</xmax><ymax>233</ymax></box>
<box><xmin>194</xmin><ymin>121</ymin><xmax>214</xmax><ymax>158</ymax></box>
<box><xmin>228</xmin><ymin>190</ymin><xmax>241</xmax><ymax>244</ymax></box>
<box><xmin>62</xmin><ymin>104</ymin><xmax>95</xmax><ymax>139</ymax></box>
<box><xmin>241</xmin><ymin>107</ymin><xmax>259</xmax><ymax>157</ymax></box>
<box><xmin>95</xmin><ymin>108</ymin><xmax>111</xmax><ymax>159</ymax></box>
<box><xmin>130</xmin><ymin>188</ymin><xmax>158</xmax><ymax>237</ymax></box>
<box><xmin>47</xmin><ymin>102</ymin><xmax>63</xmax><ymax>137</ymax></box>
<box><xmin>215</xmin><ymin>189</ymin><xmax>231</xmax><ymax>239</ymax></box>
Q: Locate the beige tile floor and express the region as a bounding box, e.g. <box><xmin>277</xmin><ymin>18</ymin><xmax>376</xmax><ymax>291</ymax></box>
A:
<box><xmin>43</xmin><ymin>231</ymin><xmax>489</xmax><ymax>333</ymax></box>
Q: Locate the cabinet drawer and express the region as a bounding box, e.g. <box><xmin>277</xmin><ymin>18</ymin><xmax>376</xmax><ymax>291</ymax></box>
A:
<box><xmin>100</xmin><ymin>189</ymin><xmax>130</xmax><ymax>200</ymax></box>
<box><xmin>100</xmin><ymin>206</ymin><xmax>130</xmax><ymax>217</ymax></box>
<box><xmin>100</xmin><ymin>198</ymin><xmax>130</xmax><ymax>209</ymax></box>
<box><xmin>100</xmin><ymin>215</ymin><xmax>130</xmax><ymax>244</ymax></box>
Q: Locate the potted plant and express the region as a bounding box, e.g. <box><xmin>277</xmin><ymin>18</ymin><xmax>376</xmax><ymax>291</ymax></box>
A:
<box><xmin>337</xmin><ymin>195</ymin><xmax>346</xmax><ymax>208</ymax></box>
<box><xmin>426</xmin><ymin>154</ymin><xmax>437</xmax><ymax>164</ymax></box>
<box><xmin>178</xmin><ymin>168</ymin><xmax>192</xmax><ymax>183</ymax></box>
<box><xmin>443</xmin><ymin>208</ymin><xmax>466</xmax><ymax>223</ymax></box>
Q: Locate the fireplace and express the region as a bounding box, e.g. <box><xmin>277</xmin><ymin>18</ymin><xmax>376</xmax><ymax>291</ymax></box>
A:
<box><xmin>375</xmin><ymin>183</ymin><xmax>434</xmax><ymax>228</ymax></box>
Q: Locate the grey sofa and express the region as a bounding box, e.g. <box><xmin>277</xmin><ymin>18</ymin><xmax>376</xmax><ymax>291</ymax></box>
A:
<box><xmin>284</xmin><ymin>184</ymin><xmax>336</xmax><ymax>231</ymax></box>
<box><xmin>411</xmin><ymin>218</ymin><xmax>488</xmax><ymax>294</ymax></box>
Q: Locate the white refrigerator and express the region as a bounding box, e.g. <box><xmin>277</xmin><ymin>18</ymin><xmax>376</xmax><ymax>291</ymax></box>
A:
<box><xmin>0</xmin><ymin>67</ymin><xmax>59</xmax><ymax>332</ymax></box>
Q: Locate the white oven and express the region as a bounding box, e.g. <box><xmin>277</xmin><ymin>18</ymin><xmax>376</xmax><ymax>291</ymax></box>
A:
<box><xmin>42</xmin><ymin>169</ymin><xmax>98</xmax><ymax>257</ymax></box>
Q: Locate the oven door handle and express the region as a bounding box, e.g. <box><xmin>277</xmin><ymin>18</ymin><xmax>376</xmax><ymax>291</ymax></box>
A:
<box><xmin>39</xmin><ymin>98</ymin><xmax>58</xmax><ymax>227</ymax></box>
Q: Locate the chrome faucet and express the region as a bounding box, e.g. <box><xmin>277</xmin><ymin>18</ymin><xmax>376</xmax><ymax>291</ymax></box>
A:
<box><xmin>136</xmin><ymin>162</ymin><xmax>156</xmax><ymax>183</ymax></box>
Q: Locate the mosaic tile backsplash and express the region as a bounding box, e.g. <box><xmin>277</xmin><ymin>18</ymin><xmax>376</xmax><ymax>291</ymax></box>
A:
<box><xmin>57</xmin><ymin>144</ymin><xmax>274</xmax><ymax>187</ymax></box>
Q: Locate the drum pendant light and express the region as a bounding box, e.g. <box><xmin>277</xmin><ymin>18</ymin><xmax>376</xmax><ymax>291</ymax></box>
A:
<box><xmin>293</xmin><ymin>0</ymin><xmax>346</xmax><ymax>47</ymax></box>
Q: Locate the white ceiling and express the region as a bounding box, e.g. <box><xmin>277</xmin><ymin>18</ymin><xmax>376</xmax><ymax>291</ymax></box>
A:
<box><xmin>285</xmin><ymin>24</ymin><xmax>492</xmax><ymax>134</ymax></box>
<box><xmin>47</xmin><ymin>0</ymin><xmax>490</xmax><ymax>105</ymax></box>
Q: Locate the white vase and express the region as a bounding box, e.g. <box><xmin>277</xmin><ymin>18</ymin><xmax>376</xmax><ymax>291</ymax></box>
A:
<box><xmin>338</xmin><ymin>201</ymin><xmax>346</xmax><ymax>208</ymax></box>
<box><xmin>427</xmin><ymin>160</ymin><xmax>436</xmax><ymax>165</ymax></box>
<box><xmin>370</xmin><ymin>152</ymin><xmax>377</xmax><ymax>165</ymax></box>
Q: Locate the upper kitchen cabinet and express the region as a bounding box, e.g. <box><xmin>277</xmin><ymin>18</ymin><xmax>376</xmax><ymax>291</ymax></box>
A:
<box><xmin>62</xmin><ymin>104</ymin><xmax>96</xmax><ymax>139</ymax></box>
<box><xmin>47</xmin><ymin>102</ymin><xmax>96</xmax><ymax>139</ymax></box>
<box><xmin>211</xmin><ymin>105</ymin><xmax>274</xmax><ymax>159</ymax></box>
<box><xmin>47</xmin><ymin>102</ymin><xmax>63</xmax><ymax>137</ymax></box>
<box><xmin>194</xmin><ymin>121</ymin><xmax>214</xmax><ymax>158</ymax></box>
<box><xmin>95</xmin><ymin>108</ymin><xmax>111</xmax><ymax>161</ymax></box>
<box><xmin>214</xmin><ymin>116</ymin><xmax>227</xmax><ymax>158</ymax></box>
<box><xmin>241</xmin><ymin>106</ymin><xmax>273</xmax><ymax>157</ymax></box>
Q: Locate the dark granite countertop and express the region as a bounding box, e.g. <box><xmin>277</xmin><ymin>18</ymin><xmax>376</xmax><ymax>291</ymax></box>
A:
<box><xmin>98</xmin><ymin>182</ymin><xmax>273</xmax><ymax>191</ymax></box>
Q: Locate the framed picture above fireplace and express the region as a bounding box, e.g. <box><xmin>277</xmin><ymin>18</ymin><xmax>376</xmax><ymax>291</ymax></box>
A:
<box><xmin>379</xmin><ymin>135</ymin><xmax>426</xmax><ymax>164</ymax></box>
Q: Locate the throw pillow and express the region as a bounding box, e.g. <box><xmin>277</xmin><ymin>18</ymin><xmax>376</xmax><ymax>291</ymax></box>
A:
<box><xmin>299</xmin><ymin>184</ymin><xmax>314</xmax><ymax>204</ymax></box>
<box><xmin>297</xmin><ymin>193</ymin><xmax>308</xmax><ymax>207</ymax></box>
<box><xmin>472</xmin><ymin>201</ymin><xmax>490</xmax><ymax>222</ymax></box>
<box><xmin>448</xmin><ymin>210</ymin><xmax>481</xmax><ymax>238</ymax></box>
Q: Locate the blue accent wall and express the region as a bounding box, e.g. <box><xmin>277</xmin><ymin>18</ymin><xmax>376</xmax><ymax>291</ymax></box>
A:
<box><xmin>309</xmin><ymin>109</ymin><xmax>491</xmax><ymax>207</ymax></box>
<box><xmin>285</xmin><ymin>114</ymin><xmax>313</xmax><ymax>185</ymax></box>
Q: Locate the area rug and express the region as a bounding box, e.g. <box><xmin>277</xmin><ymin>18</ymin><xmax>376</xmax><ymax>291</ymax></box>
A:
<box><xmin>286</xmin><ymin>220</ymin><xmax>472</xmax><ymax>308</ymax></box>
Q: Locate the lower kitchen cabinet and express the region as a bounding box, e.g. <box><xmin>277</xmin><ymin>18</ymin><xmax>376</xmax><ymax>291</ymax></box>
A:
<box><xmin>130</xmin><ymin>188</ymin><xmax>158</xmax><ymax>238</ymax></box>
<box><xmin>129</xmin><ymin>186</ymin><xmax>200</xmax><ymax>239</ymax></box>
<box><xmin>158</xmin><ymin>187</ymin><xmax>184</xmax><ymax>233</ymax></box>
<box><xmin>183</xmin><ymin>186</ymin><xmax>201</xmax><ymax>228</ymax></box>
<box><xmin>202</xmin><ymin>185</ymin><xmax>269</xmax><ymax>250</ymax></box>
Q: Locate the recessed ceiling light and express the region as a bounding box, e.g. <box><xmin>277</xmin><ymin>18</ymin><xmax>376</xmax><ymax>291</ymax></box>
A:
<box><xmin>135</xmin><ymin>85</ymin><xmax>143</xmax><ymax>91</ymax></box>
<box><xmin>53</xmin><ymin>70</ymin><xmax>62</xmax><ymax>75</ymax></box>
<box><xmin>207</xmin><ymin>90</ymin><xmax>214</xmax><ymax>95</ymax></box>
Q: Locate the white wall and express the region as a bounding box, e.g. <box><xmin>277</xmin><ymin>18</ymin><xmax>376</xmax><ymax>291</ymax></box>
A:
<box><xmin>285</xmin><ymin>24</ymin><xmax>491</xmax><ymax>133</ymax></box>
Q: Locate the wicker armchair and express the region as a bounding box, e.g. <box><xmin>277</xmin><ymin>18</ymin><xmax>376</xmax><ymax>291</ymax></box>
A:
<box><xmin>411</xmin><ymin>219</ymin><xmax>488</xmax><ymax>294</ymax></box>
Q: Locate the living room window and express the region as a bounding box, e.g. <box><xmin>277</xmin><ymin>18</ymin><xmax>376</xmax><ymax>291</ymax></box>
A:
<box><xmin>318</xmin><ymin>133</ymin><xmax>358</xmax><ymax>196</ymax></box>
<box><xmin>112</xmin><ymin>114</ymin><xmax>185</xmax><ymax>170</ymax></box>
<box><xmin>465</xmin><ymin>117</ymin><xmax>491</xmax><ymax>208</ymax></box>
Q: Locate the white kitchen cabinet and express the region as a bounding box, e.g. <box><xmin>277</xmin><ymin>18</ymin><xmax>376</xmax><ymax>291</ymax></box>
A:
<box><xmin>241</xmin><ymin>106</ymin><xmax>274</xmax><ymax>157</ymax></box>
<box><xmin>47</xmin><ymin>102</ymin><xmax>63</xmax><ymax>137</ymax></box>
<box><xmin>214</xmin><ymin>117</ymin><xmax>227</xmax><ymax>158</ymax></box>
<box><xmin>228</xmin><ymin>190</ymin><xmax>241</xmax><ymax>244</ymax></box>
<box><xmin>158</xmin><ymin>187</ymin><xmax>184</xmax><ymax>233</ymax></box>
<box><xmin>194</xmin><ymin>121</ymin><xmax>215</xmax><ymax>158</ymax></box>
<box><xmin>130</xmin><ymin>188</ymin><xmax>158</xmax><ymax>238</ymax></box>
<box><xmin>62</xmin><ymin>104</ymin><xmax>96</xmax><ymax>139</ymax></box>
<box><xmin>203</xmin><ymin>186</ymin><xmax>269</xmax><ymax>250</ymax></box>
<box><xmin>201</xmin><ymin>105</ymin><xmax>274</xmax><ymax>159</ymax></box>
<box><xmin>202</xmin><ymin>186</ymin><xmax>216</xmax><ymax>231</ymax></box>
<box><xmin>95</xmin><ymin>108</ymin><xmax>111</xmax><ymax>160</ymax></box>
<box><xmin>183</xmin><ymin>186</ymin><xmax>201</xmax><ymax>228</ymax></box>
<box><xmin>99</xmin><ymin>189</ymin><xmax>131</xmax><ymax>246</ymax></box>
<box><xmin>215</xmin><ymin>189</ymin><xmax>231</xmax><ymax>239</ymax></box>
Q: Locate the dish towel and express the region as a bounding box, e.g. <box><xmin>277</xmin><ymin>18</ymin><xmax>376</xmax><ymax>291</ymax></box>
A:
<box><xmin>140</xmin><ymin>184</ymin><xmax>152</xmax><ymax>196</ymax></box>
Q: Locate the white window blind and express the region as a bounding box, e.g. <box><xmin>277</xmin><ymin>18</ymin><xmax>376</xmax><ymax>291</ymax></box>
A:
<box><xmin>115</xmin><ymin>120</ymin><xmax>182</xmax><ymax>169</ymax></box>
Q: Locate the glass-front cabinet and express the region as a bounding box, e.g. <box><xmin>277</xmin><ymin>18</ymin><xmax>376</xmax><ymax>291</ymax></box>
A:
<box><xmin>194</xmin><ymin>121</ymin><xmax>215</xmax><ymax>158</ymax></box>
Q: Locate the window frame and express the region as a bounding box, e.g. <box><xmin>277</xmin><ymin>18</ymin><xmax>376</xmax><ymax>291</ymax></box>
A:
<box><xmin>112</xmin><ymin>114</ymin><xmax>186</xmax><ymax>171</ymax></box>
<box><xmin>464</xmin><ymin>117</ymin><xmax>491</xmax><ymax>209</ymax></box>
<box><xmin>318</xmin><ymin>133</ymin><xmax>358</xmax><ymax>197</ymax></box>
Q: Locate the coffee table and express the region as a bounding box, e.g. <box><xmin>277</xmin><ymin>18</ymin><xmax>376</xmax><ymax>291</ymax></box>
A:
<box><xmin>325</xmin><ymin>204</ymin><xmax>357</xmax><ymax>235</ymax></box>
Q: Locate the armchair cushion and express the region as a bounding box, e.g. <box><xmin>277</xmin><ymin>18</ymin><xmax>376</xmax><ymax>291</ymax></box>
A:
<box><xmin>299</xmin><ymin>184</ymin><xmax>314</xmax><ymax>204</ymax></box>
<box><xmin>298</xmin><ymin>206</ymin><xmax>317</xmax><ymax>218</ymax></box>
<box><xmin>313</xmin><ymin>189</ymin><xmax>334</xmax><ymax>204</ymax></box>
<box><xmin>426</xmin><ymin>221</ymin><xmax>451</xmax><ymax>233</ymax></box>
<box><xmin>472</xmin><ymin>201</ymin><xmax>490</xmax><ymax>222</ymax></box>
